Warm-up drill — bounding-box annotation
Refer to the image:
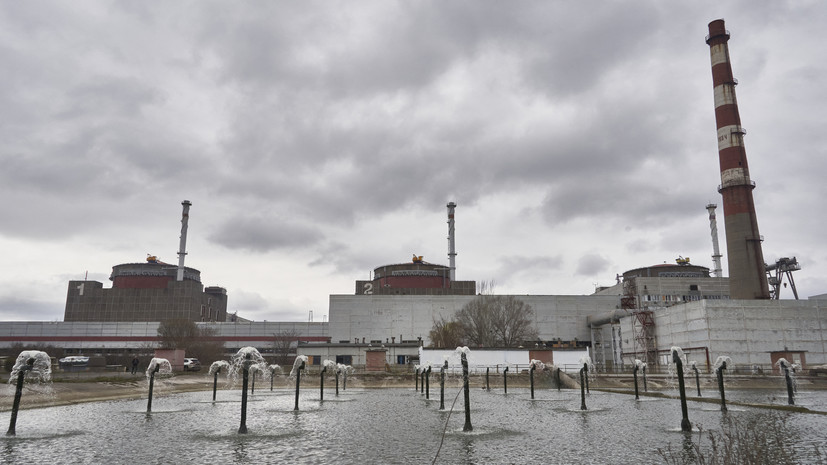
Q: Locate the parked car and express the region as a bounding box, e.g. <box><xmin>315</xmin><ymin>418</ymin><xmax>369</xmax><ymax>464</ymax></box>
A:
<box><xmin>58</xmin><ymin>356</ymin><xmax>90</xmax><ymax>366</ymax></box>
<box><xmin>183</xmin><ymin>358</ymin><xmax>201</xmax><ymax>371</ymax></box>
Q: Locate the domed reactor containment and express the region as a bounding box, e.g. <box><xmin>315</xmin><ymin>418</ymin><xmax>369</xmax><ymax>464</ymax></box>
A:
<box><xmin>355</xmin><ymin>255</ymin><xmax>476</xmax><ymax>296</ymax></box>
<box><xmin>64</xmin><ymin>256</ymin><xmax>228</xmax><ymax>322</ymax></box>
<box><xmin>63</xmin><ymin>201</ymin><xmax>228</xmax><ymax>322</ymax></box>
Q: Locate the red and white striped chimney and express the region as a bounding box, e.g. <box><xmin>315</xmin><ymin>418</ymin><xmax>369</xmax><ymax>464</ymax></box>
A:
<box><xmin>706</xmin><ymin>19</ymin><xmax>769</xmax><ymax>299</ymax></box>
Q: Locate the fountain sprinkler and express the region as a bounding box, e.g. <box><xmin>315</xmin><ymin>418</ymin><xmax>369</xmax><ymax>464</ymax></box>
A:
<box><xmin>291</xmin><ymin>355</ymin><xmax>308</xmax><ymax>411</ymax></box>
<box><xmin>690</xmin><ymin>361</ymin><xmax>701</xmax><ymax>397</ymax></box>
<box><xmin>579</xmin><ymin>356</ymin><xmax>592</xmax><ymax>394</ymax></box>
<box><xmin>415</xmin><ymin>365</ymin><xmax>420</xmax><ymax>392</ymax></box>
<box><xmin>672</xmin><ymin>348</ymin><xmax>692</xmax><ymax>432</ymax></box>
<box><xmin>425</xmin><ymin>365</ymin><xmax>432</xmax><ymax>400</ymax></box>
<box><xmin>440</xmin><ymin>360</ymin><xmax>448</xmax><ymax>410</ymax></box>
<box><xmin>420</xmin><ymin>367</ymin><xmax>426</xmax><ymax>394</ymax></box>
<box><xmin>579</xmin><ymin>365</ymin><xmax>587</xmax><ymax>410</ymax></box>
<box><xmin>503</xmin><ymin>366</ymin><xmax>509</xmax><ymax>394</ymax></box>
<box><xmin>238</xmin><ymin>353</ymin><xmax>252</xmax><ymax>434</ymax></box>
<box><xmin>714</xmin><ymin>356</ymin><xmax>731</xmax><ymax>412</ymax></box>
<box><xmin>147</xmin><ymin>363</ymin><xmax>160</xmax><ymax>413</ymax></box>
<box><xmin>209</xmin><ymin>361</ymin><xmax>230</xmax><ymax>402</ymax></box>
<box><xmin>6</xmin><ymin>351</ymin><xmax>51</xmax><ymax>437</ymax></box>
<box><xmin>529</xmin><ymin>360</ymin><xmax>544</xmax><ymax>400</ymax></box>
<box><xmin>486</xmin><ymin>367</ymin><xmax>490</xmax><ymax>391</ymax></box>
<box><xmin>320</xmin><ymin>364</ymin><xmax>327</xmax><ymax>401</ymax></box>
<box><xmin>459</xmin><ymin>347</ymin><xmax>472</xmax><ymax>432</ymax></box>
<box><xmin>777</xmin><ymin>359</ymin><xmax>795</xmax><ymax>405</ymax></box>
<box><xmin>6</xmin><ymin>358</ymin><xmax>34</xmax><ymax>436</ymax></box>
<box><xmin>336</xmin><ymin>366</ymin><xmax>341</xmax><ymax>396</ymax></box>
<box><xmin>633</xmin><ymin>360</ymin><xmax>641</xmax><ymax>401</ymax></box>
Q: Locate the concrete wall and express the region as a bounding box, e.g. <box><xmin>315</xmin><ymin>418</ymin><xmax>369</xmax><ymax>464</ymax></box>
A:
<box><xmin>328</xmin><ymin>294</ymin><xmax>619</xmax><ymax>346</ymax></box>
<box><xmin>620</xmin><ymin>299</ymin><xmax>827</xmax><ymax>368</ymax></box>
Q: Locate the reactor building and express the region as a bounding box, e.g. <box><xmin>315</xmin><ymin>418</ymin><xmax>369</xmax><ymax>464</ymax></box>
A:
<box><xmin>63</xmin><ymin>201</ymin><xmax>229</xmax><ymax>323</ymax></box>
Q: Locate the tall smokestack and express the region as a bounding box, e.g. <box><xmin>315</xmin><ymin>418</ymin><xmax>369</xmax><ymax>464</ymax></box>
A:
<box><xmin>447</xmin><ymin>201</ymin><xmax>457</xmax><ymax>281</ymax></box>
<box><xmin>706</xmin><ymin>203</ymin><xmax>723</xmax><ymax>278</ymax></box>
<box><xmin>706</xmin><ymin>20</ymin><xmax>769</xmax><ymax>299</ymax></box>
<box><xmin>177</xmin><ymin>200</ymin><xmax>192</xmax><ymax>281</ymax></box>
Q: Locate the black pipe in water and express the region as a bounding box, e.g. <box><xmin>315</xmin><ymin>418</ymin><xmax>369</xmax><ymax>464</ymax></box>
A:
<box><xmin>147</xmin><ymin>363</ymin><xmax>160</xmax><ymax>414</ymax></box>
<box><xmin>716</xmin><ymin>361</ymin><xmax>728</xmax><ymax>412</ymax></box>
<box><xmin>440</xmin><ymin>361</ymin><xmax>447</xmax><ymax>410</ymax></box>
<box><xmin>579</xmin><ymin>366</ymin><xmax>587</xmax><ymax>410</ymax></box>
<box><xmin>461</xmin><ymin>352</ymin><xmax>472</xmax><ymax>432</ymax></box>
<box><xmin>503</xmin><ymin>366</ymin><xmax>509</xmax><ymax>394</ymax></box>
<box><xmin>530</xmin><ymin>365</ymin><xmax>536</xmax><ymax>400</ymax></box>
<box><xmin>693</xmin><ymin>365</ymin><xmax>701</xmax><ymax>397</ymax></box>
<box><xmin>213</xmin><ymin>368</ymin><xmax>220</xmax><ymax>402</ymax></box>
<box><xmin>239</xmin><ymin>354</ymin><xmax>251</xmax><ymax>434</ymax></box>
<box><xmin>425</xmin><ymin>366</ymin><xmax>431</xmax><ymax>400</ymax></box>
<box><xmin>294</xmin><ymin>360</ymin><xmax>306</xmax><ymax>411</ymax></box>
<box><xmin>780</xmin><ymin>360</ymin><xmax>795</xmax><ymax>406</ymax></box>
<box><xmin>6</xmin><ymin>358</ymin><xmax>34</xmax><ymax>436</ymax></box>
<box><xmin>320</xmin><ymin>365</ymin><xmax>327</xmax><ymax>402</ymax></box>
<box><xmin>673</xmin><ymin>350</ymin><xmax>692</xmax><ymax>432</ymax></box>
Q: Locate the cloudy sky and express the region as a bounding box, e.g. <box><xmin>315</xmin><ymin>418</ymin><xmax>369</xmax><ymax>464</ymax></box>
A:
<box><xmin>2</xmin><ymin>1</ymin><xmax>825</xmax><ymax>322</ymax></box>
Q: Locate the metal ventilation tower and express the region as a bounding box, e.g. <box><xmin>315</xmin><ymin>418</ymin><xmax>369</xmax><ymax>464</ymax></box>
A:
<box><xmin>177</xmin><ymin>200</ymin><xmax>192</xmax><ymax>282</ymax></box>
<box><xmin>706</xmin><ymin>20</ymin><xmax>770</xmax><ymax>299</ymax></box>
<box><xmin>447</xmin><ymin>201</ymin><xmax>457</xmax><ymax>281</ymax></box>
<box><xmin>706</xmin><ymin>203</ymin><xmax>723</xmax><ymax>278</ymax></box>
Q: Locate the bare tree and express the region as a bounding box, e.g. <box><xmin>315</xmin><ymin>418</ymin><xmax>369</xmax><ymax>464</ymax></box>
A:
<box><xmin>428</xmin><ymin>316</ymin><xmax>465</xmax><ymax>349</ymax></box>
<box><xmin>157</xmin><ymin>319</ymin><xmax>225</xmax><ymax>362</ymax></box>
<box><xmin>456</xmin><ymin>296</ymin><xmax>496</xmax><ymax>347</ymax></box>
<box><xmin>272</xmin><ymin>329</ymin><xmax>301</xmax><ymax>365</ymax></box>
<box><xmin>450</xmin><ymin>295</ymin><xmax>537</xmax><ymax>348</ymax></box>
<box><xmin>157</xmin><ymin>319</ymin><xmax>199</xmax><ymax>350</ymax></box>
<box><xmin>489</xmin><ymin>296</ymin><xmax>537</xmax><ymax>347</ymax></box>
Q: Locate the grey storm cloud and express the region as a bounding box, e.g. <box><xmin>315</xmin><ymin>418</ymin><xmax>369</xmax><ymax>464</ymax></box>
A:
<box><xmin>209</xmin><ymin>215</ymin><xmax>325</xmax><ymax>253</ymax></box>
<box><xmin>2</xmin><ymin>1</ymin><xmax>827</xmax><ymax>320</ymax></box>
<box><xmin>575</xmin><ymin>253</ymin><xmax>611</xmax><ymax>277</ymax></box>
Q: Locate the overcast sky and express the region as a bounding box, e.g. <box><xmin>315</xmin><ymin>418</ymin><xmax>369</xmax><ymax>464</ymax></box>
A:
<box><xmin>2</xmin><ymin>1</ymin><xmax>825</xmax><ymax>322</ymax></box>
